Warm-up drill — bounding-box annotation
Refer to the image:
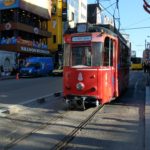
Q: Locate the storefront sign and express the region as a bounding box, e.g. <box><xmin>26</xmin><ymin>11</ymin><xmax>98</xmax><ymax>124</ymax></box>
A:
<box><xmin>0</xmin><ymin>0</ymin><xmax>19</xmax><ymax>10</ymax></box>
<box><xmin>21</xmin><ymin>46</ymin><xmax>50</xmax><ymax>55</ymax></box>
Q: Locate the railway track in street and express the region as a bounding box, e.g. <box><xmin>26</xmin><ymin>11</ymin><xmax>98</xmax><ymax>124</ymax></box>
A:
<box><xmin>1</xmin><ymin>92</ymin><xmax>64</xmax><ymax>150</ymax></box>
<box><xmin>51</xmin><ymin>105</ymin><xmax>104</xmax><ymax>150</ymax></box>
<box><xmin>4</xmin><ymin>112</ymin><xmax>66</xmax><ymax>150</ymax></box>
<box><xmin>2</xmin><ymin>100</ymin><xmax>104</xmax><ymax>150</ymax></box>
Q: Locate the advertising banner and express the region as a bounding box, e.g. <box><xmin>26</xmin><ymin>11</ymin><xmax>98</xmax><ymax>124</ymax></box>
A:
<box><xmin>0</xmin><ymin>0</ymin><xmax>51</xmax><ymax>19</ymax></box>
<box><xmin>0</xmin><ymin>0</ymin><xmax>19</xmax><ymax>10</ymax></box>
<box><xmin>20</xmin><ymin>0</ymin><xmax>51</xmax><ymax>19</ymax></box>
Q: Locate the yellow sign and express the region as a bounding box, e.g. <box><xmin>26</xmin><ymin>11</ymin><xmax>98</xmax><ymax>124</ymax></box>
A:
<box><xmin>3</xmin><ymin>0</ymin><xmax>16</xmax><ymax>6</ymax></box>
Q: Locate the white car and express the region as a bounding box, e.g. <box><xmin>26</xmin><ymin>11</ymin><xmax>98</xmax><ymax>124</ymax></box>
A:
<box><xmin>52</xmin><ymin>66</ymin><xmax>63</xmax><ymax>76</ymax></box>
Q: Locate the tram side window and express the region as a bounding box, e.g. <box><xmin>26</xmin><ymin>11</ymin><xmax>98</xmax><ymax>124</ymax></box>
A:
<box><xmin>120</xmin><ymin>43</ymin><xmax>130</xmax><ymax>66</ymax></box>
<box><xmin>103</xmin><ymin>37</ymin><xmax>113</xmax><ymax>66</ymax></box>
<box><xmin>64</xmin><ymin>44</ymin><xmax>71</xmax><ymax>66</ymax></box>
<box><xmin>92</xmin><ymin>43</ymin><xmax>102</xmax><ymax>66</ymax></box>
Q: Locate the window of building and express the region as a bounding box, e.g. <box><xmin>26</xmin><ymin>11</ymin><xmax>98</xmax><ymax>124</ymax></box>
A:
<box><xmin>81</xmin><ymin>3</ymin><xmax>87</xmax><ymax>10</ymax></box>
<box><xmin>53</xmin><ymin>35</ymin><xmax>56</xmax><ymax>43</ymax></box>
<box><xmin>71</xmin><ymin>12</ymin><xmax>74</xmax><ymax>21</ymax></box>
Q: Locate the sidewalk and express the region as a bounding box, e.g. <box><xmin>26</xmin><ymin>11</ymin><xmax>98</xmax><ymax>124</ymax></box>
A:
<box><xmin>0</xmin><ymin>75</ymin><xmax>15</xmax><ymax>80</ymax></box>
<box><xmin>145</xmin><ymin>86</ymin><xmax>150</xmax><ymax>150</ymax></box>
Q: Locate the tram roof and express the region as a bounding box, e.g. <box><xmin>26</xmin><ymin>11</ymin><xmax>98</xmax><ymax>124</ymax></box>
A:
<box><xmin>65</xmin><ymin>23</ymin><xmax>128</xmax><ymax>45</ymax></box>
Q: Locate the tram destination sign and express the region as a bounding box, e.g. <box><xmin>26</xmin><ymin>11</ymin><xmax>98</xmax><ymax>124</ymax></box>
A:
<box><xmin>72</xmin><ymin>36</ymin><xmax>92</xmax><ymax>42</ymax></box>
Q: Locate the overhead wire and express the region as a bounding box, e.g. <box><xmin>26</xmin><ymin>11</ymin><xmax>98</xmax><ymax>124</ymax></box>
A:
<box><xmin>120</xmin><ymin>26</ymin><xmax>150</xmax><ymax>30</ymax></box>
<box><xmin>90</xmin><ymin>0</ymin><xmax>121</xmax><ymax>30</ymax></box>
<box><xmin>98</xmin><ymin>0</ymin><xmax>121</xmax><ymax>30</ymax></box>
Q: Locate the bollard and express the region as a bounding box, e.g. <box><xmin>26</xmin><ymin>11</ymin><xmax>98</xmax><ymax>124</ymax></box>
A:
<box><xmin>16</xmin><ymin>73</ymin><xmax>19</xmax><ymax>80</ymax></box>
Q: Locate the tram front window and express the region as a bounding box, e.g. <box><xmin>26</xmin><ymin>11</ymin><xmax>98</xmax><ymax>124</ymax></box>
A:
<box><xmin>63</xmin><ymin>43</ymin><xmax>102</xmax><ymax>66</ymax></box>
<box><xmin>72</xmin><ymin>47</ymin><xmax>91</xmax><ymax>66</ymax></box>
<box><xmin>71</xmin><ymin>43</ymin><xmax>102</xmax><ymax>66</ymax></box>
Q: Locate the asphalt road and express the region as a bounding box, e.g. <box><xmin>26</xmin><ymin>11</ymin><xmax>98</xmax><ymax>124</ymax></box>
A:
<box><xmin>66</xmin><ymin>70</ymin><xmax>146</xmax><ymax>150</ymax></box>
<box><xmin>0</xmin><ymin>70</ymin><xmax>147</xmax><ymax>150</ymax></box>
<box><xmin>0</xmin><ymin>76</ymin><xmax>62</xmax><ymax>104</ymax></box>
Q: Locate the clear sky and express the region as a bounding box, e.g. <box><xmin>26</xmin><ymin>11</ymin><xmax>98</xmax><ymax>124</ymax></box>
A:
<box><xmin>88</xmin><ymin>0</ymin><xmax>150</xmax><ymax>57</ymax></box>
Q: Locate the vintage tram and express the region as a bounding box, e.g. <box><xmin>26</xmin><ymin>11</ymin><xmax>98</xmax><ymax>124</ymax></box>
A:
<box><xmin>63</xmin><ymin>23</ymin><xmax>131</xmax><ymax>110</ymax></box>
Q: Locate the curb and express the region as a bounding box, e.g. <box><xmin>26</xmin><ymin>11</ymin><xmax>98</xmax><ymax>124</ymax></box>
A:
<box><xmin>0</xmin><ymin>76</ymin><xmax>15</xmax><ymax>80</ymax></box>
<box><xmin>145</xmin><ymin>86</ymin><xmax>150</xmax><ymax>150</ymax></box>
<box><xmin>0</xmin><ymin>92</ymin><xmax>62</xmax><ymax>115</ymax></box>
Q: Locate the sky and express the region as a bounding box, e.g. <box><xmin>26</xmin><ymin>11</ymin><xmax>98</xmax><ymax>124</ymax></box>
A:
<box><xmin>88</xmin><ymin>0</ymin><xmax>150</xmax><ymax>57</ymax></box>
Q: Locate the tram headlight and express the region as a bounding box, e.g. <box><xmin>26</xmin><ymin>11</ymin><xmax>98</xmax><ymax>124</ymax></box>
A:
<box><xmin>76</xmin><ymin>82</ymin><xmax>85</xmax><ymax>90</ymax></box>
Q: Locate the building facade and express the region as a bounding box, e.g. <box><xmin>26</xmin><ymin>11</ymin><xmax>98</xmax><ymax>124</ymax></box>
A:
<box><xmin>49</xmin><ymin>0</ymin><xmax>87</xmax><ymax>67</ymax></box>
<box><xmin>87</xmin><ymin>4</ymin><xmax>102</xmax><ymax>24</ymax></box>
<box><xmin>0</xmin><ymin>0</ymin><xmax>51</xmax><ymax>72</ymax></box>
<box><xmin>49</xmin><ymin>0</ymin><xmax>87</xmax><ymax>52</ymax></box>
<box><xmin>78</xmin><ymin>0</ymin><xmax>87</xmax><ymax>23</ymax></box>
<box><xmin>48</xmin><ymin>0</ymin><xmax>63</xmax><ymax>53</ymax></box>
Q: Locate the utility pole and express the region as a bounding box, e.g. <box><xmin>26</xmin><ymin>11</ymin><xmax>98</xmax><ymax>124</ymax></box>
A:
<box><xmin>97</xmin><ymin>0</ymin><xmax>99</xmax><ymax>4</ymax></box>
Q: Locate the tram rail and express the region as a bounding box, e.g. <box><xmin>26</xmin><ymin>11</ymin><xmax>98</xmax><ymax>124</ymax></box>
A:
<box><xmin>3</xmin><ymin>104</ymin><xmax>104</xmax><ymax>150</ymax></box>
<box><xmin>51</xmin><ymin>105</ymin><xmax>104</xmax><ymax>150</ymax></box>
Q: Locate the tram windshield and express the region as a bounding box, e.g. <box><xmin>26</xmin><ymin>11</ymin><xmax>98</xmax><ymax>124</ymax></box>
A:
<box><xmin>64</xmin><ymin>43</ymin><xmax>103</xmax><ymax>66</ymax></box>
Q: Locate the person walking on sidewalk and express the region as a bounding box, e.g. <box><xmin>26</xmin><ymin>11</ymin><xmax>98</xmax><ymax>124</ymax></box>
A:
<box><xmin>143</xmin><ymin>62</ymin><xmax>148</xmax><ymax>73</ymax></box>
<box><xmin>147</xmin><ymin>62</ymin><xmax>150</xmax><ymax>75</ymax></box>
<box><xmin>0</xmin><ymin>65</ymin><xmax>4</xmax><ymax>76</ymax></box>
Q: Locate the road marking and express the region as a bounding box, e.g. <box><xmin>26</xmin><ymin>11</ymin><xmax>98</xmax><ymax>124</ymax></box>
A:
<box><xmin>0</xmin><ymin>94</ymin><xmax>8</xmax><ymax>98</ymax></box>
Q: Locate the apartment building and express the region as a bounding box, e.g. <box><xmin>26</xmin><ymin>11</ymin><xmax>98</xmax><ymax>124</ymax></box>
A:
<box><xmin>0</xmin><ymin>0</ymin><xmax>51</xmax><ymax>72</ymax></box>
<box><xmin>49</xmin><ymin>0</ymin><xmax>87</xmax><ymax>66</ymax></box>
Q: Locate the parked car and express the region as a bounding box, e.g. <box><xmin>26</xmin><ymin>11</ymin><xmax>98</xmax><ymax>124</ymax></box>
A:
<box><xmin>19</xmin><ymin>57</ymin><xmax>54</xmax><ymax>77</ymax></box>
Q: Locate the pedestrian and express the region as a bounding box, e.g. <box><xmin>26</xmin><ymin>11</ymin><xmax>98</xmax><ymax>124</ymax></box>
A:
<box><xmin>148</xmin><ymin>62</ymin><xmax>150</xmax><ymax>75</ymax></box>
<box><xmin>0</xmin><ymin>65</ymin><xmax>4</xmax><ymax>76</ymax></box>
<box><xmin>143</xmin><ymin>62</ymin><xmax>147</xmax><ymax>73</ymax></box>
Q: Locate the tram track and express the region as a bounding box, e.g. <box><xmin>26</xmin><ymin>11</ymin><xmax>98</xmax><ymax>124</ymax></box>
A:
<box><xmin>51</xmin><ymin>105</ymin><xmax>104</xmax><ymax>150</ymax></box>
<box><xmin>3</xmin><ymin>104</ymin><xmax>104</xmax><ymax>150</ymax></box>
<box><xmin>1</xmin><ymin>92</ymin><xmax>65</xmax><ymax>150</ymax></box>
<box><xmin>3</xmin><ymin>108</ymin><xmax>68</xmax><ymax>150</ymax></box>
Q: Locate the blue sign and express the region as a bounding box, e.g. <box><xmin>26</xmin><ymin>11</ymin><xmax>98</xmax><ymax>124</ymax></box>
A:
<box><xmin>0</xmin><ymin>0</ymin><xmax>19</xmax><ymax>10</ymax></box>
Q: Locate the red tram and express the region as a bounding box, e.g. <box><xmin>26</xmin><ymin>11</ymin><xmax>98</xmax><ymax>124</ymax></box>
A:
<box><xmin>63</xmin><ymin>23</ymin><xmax>131</xmax><ymax>110</ymax></box>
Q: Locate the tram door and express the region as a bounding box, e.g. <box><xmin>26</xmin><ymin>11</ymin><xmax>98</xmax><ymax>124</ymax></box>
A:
<box><xmin>102</xmin><ymin>37</ymin><xmax>116</xmax><ymax>101</ymax></box>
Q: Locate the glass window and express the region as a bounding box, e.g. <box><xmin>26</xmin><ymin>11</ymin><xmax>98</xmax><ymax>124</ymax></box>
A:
<box><xmin>53</xmin><ymin>35</ymin><xmax>56</xmax><ymax>43</ymax></box>
<box><xmin>72</xmin><ymin>12</ymin><xmax>74</xmax><ymax>21</ymax></box>
<box><xmin>120</xmin><ymin>43</ymin><xmax>130</xmax><ymax>66</ymax></box>
<box><xmin>26</xmin><ymin>63</ymin><xmax>41</xmax><ymax>69</ymax></box>
<box><xmin>64</xmin><ymin>44</ymin><xmax>71</xmax><ymax>66</ymax></box>
<box><xmin>92</xmin><ymin>43</ymin><xmax>103</xmax><ymax>66</ymax></box>
<box><xmin>103</xmin><ymin>37</ymin><xmax>113</xmax><ymax>66</ymax></box>
<box><xmin>72</xmin><ymin>47</ymin><xmax>91</xmax><ymax>66</ymax></box>
<box><xmin>131</xmin><ymin>57</ymin><xmax>142</xmax><ymax>64</ymax></box>
<box><xmin>64</xmin><ymin>43</ymin><xmax>103</xmax><ymax>67</ymax></box>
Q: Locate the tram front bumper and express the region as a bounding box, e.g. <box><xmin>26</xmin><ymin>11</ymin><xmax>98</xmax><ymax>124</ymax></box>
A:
<box><xmin>64</xmin><ymin>95</ymin><xmax>99</xmax><ymax>110</ymax></box>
